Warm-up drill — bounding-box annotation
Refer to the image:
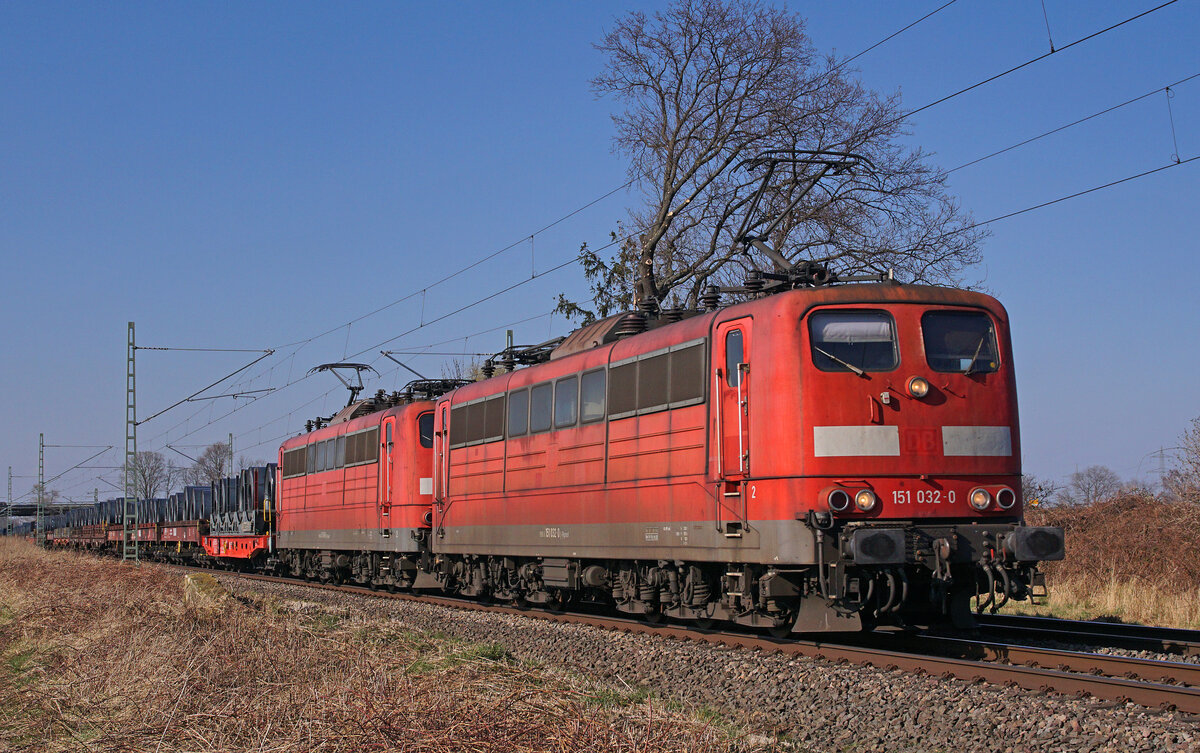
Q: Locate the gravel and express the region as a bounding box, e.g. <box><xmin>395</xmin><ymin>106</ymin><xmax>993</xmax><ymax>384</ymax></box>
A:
<box><xmin>217</xmin><ymin>575</ymin><xmax>1199</xmax><ymax>753</ymax></box>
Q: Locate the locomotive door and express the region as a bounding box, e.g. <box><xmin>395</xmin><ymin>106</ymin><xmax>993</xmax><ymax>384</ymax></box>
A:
<box><xmin>379</xmin><ymin>416</ymin><xmax>396</xmax><ymax>539</ymax></box>
<box><xmin>714</xmin><ymin>318</ymin><xmax>751</xmax><ymax>534</ymax></box>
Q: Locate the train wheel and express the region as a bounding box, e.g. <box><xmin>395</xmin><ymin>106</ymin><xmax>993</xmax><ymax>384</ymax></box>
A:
<box><xmin>545</xmin><ymin>590</ymin><xmax>566</xmax><ymax>614</ymax></box>
<box><xmin>768</xmin><ymin>623</ymin><xmax>792</xmax><ymax>640</ymax></box>
<box><xmin>641</xmin><ymin>608</ymin><xmax>665</xmax><ymax>625</ymax></box>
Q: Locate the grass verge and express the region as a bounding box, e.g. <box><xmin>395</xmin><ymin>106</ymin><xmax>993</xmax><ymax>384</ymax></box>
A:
<box><xmin>0</xmin><ymin>539</ymin><xmax>775</xmax><ymax>752</ymax></box>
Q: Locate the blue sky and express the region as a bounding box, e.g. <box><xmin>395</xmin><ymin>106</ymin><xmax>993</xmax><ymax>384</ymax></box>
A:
<box><xmin>2</xmin><ymin>1</ymin><xmax>1197</xmax><ymax>503</ymax></box>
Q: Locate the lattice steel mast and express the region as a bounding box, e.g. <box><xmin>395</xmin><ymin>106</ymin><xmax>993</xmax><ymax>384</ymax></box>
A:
<box><xmin>37</xmin><ymin>434</ymin><xmax>44</xmax><ymax>546</ymax></box>
<box><xmin>122</xmin><ymin>322</ymin><xmax>138</xmax><ymax>562</ymax></box>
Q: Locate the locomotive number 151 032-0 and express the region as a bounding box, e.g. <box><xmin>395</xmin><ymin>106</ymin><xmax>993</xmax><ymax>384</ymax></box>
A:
<box><xmin>890</xmin><ymin>489</ymin><xmax>956</xmax><ymax>505</ymax></box>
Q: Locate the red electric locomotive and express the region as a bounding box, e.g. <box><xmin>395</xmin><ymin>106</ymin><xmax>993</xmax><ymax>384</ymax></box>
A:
<box><xmin>429</xmin><ymin>280</ymin><xmax>1064</xmax><ymax>632</ymax></box>
<box><xmin>271</xmin><ymin>384</ymin><xmax>451</xmax><ymax>588</ymax></box>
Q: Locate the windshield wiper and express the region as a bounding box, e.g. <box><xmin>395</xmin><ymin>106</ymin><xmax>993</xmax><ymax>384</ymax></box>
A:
<box><xmin>963</xmin><ymin>332</ymin><xmax>989</xmax><ymax>375</ymax></box>
<box><xmin>813</xmin><ymin>346</ymin><xmax>866</xmax><ymax>376</ymax></box>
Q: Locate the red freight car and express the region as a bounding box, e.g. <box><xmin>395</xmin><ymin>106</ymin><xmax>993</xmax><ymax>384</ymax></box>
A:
<box><xmin>136</xmin><ymin>522</ymin><xmax>159</xmax><ymax>545</ymax></box>
<box><xmin>274</xmin><ymin>396</ymin><xmax>437</xmax><ymax>587</ymax></box>
<box><xmin>431</xmin><ymin>283</ymin><xmax>1063</xmax><ymax>632</ymax></box>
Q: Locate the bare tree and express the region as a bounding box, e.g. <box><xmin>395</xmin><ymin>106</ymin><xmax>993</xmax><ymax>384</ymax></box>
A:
<box><xmin>442</xmin><ymin>358</ymin><xmax>485</xmax><ymax>383</ymax></box>
<box><xmin>186</xmin><ymin>442</ymin><xmax>233</xmax><ymax>487</ymax></box>
<box><xmin>30</xmin><ymin>483</ymin><xmax>61</xmax><ymax>506</ymax></box>
<box><xmin>236</xmin><ymin>455</ymin><xmax>265</xmax><ymax>473</ymax></box>
<box><xmin>1021</xmin><ymin>474</ymin><xmax>1060</xmax><ymax>507</ymax></box>
<box><xmin>1060</xmin><ymin>465</ymin><xmax>1122</xmax><ymax>506</ymax></box>
<box><xmin>1164</xmin><ymin>417</ymin><xmax>1200</xmax><ymax>502</ymax></box>
<box><xmin>558</xmin><ymin>0</ymin><xmax>985</xmax><ymax>322</ymax></box>
<box><xmin>131</xmin><ymin>451</ymin><xmax>178</xmax><ymax>500</ymax></box>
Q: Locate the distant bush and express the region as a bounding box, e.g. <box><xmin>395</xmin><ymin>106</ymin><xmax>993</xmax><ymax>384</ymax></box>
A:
<box><xmin>1027</xmin><ymin>492</ymin><xmax>1200</xmax><ymax>589</ymax></box>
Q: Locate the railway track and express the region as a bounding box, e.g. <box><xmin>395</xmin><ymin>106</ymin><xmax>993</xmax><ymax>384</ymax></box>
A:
<box><xmin>195</xmin><ymin>566</ymin><xmax>1200</xmax><ymax>715</ymax></box>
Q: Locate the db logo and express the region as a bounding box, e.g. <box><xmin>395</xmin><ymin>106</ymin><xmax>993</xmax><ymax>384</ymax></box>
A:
<box><xmin>901</xmin><ymin>427</ymin><xmax>938</xmax><ymax>455</ymax></box>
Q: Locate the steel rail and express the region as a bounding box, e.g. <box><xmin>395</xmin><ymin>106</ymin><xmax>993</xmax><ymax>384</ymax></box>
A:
<box><xmin>201</xmin><ymin>569</ymin><xmax>1200</xmax><ymax>714</ymax></box>
<box><xmin>977</xmin><ymin>614</ymin><xmax>1200</xmax><ymax>658</ymax></box>
<box><xmin>872</xmin><ymin>633</ymin><xmax>1200</xmax><ymax>687</ymax></box>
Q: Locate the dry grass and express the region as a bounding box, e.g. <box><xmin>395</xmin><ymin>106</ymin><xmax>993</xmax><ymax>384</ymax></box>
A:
<box><xmin>0</xmin><ymin>540</ymin><xmax>766</xmax><ymax>752</ymax></box>
<box><xmin>1003</xmin><ymin>573</ymin><xmax>1200</xmax><ymax>629</ymax></box>
<box><xmin>1007</xmin><ymin>494</ymin><xmax>1200</xmax><ymax>628</ymax></box>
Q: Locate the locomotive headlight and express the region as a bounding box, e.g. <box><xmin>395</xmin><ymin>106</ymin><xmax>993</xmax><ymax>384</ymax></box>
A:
<box><xmin>969</xmin><ymin>487</ymin><xmax>992</xmax><ymax>511</ymax></box>
<box><xmin>828</xmin><ymin>489</ymin><xmax>851</xmax><ymax>512</ymax></box>
<box><xmin>854</xmin><ymin>489</ymin><xmax>877</xmax><ymax>512</ymax></box>
<box><xmin>996</xmin><ymin>487</ymin><xmax>1017</xmax><ymax>510</ymax></box>
<box><xmin>907</xmin><ymin>376</ymin><xmax>930</xmax><ymax>399</ymax></box>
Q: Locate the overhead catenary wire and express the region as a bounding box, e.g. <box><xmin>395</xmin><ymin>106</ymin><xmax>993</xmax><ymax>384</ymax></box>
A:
<box><xmin>141</xmin><ymin>182</ymin><xmax>637</xmax><ymax>446</ymax></box>
<box><xmin>273</xmin><ymin>180</ymin><xmax>633</xmax><ymax>351</ymax></box>
<box><xmin>837</xmin><ymin>0</ymin><xmax>960</xmax><ymax>69</ymax></box>
<box><xmin>138</xmin><ymin>350</ymin><xmax>275</xmax><ymax>426</ymax></box>
<box><xmin>947</xmin><ymin>72</ymin><xmax>1200</xmax><ymax>173</ymax></box>
<box><xmin>215</xmin><ymin>308</ymin><xmax>567</xmax><ymax>455</ymax></box>
<box><xmin>11</xmin><ymin>446</ymin><xmax>114</xmax><ymax>504</ymax></box>
<box><xmin>970</xmin><ymin>154</ymin><xmax>1198</xmax><ymax>227</ymax></box>
<box><xmin>905</xmin><ymin>0</ymin><xmax>1181</xmax><ymax>120</ymax></box>
<box><xmin>157</xmin><ymin>308</ymin><xmax>563</xmax><ymax>452</ymax></box>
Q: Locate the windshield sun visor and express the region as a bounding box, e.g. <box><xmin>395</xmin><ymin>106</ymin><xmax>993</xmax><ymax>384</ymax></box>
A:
<box><xmin>809</xmin><ymin>310</ymin><xmax>898</xmax><ymax>373</ymax></box>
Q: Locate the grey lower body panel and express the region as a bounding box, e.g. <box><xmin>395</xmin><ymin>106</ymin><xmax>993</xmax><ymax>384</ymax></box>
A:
<box><xmin>279</xmin><ymin>527</ymin><xmax>422</xmax><ymax>553</ymax></box>
<box><xmin>434</xmin><ymin>519</ymin><xmax>816</xmax><ymax>564</ymax></box>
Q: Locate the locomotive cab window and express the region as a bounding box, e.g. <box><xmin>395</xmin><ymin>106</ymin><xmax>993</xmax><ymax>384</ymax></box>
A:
<box><xmin>809</xmin><ymin>310</ymin><xmax>898</xmax><ymax>372</ymax></box>
<box><xmin>922</xmin><ymin>311</ymin><xmax>999</xmax><ymax>373</ymax></box>
<box><xmin>418</xmin><ymin>412</ymin><xmax>434</xmax><ymax>448</ymax></box>
<box><xmin>725</xmin><ymin>330</ymin><xmax>744</xmax><ymax>387</ymax></box>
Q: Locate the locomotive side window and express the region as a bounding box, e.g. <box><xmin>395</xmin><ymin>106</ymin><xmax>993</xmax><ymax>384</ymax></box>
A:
<box><xmin>363</xmin><ymin>427</ymin><xmax>379</xmax><ymax>463</ymax></box>
<box><xmin>725</xmin><ymin>330</ymin><xmax>744</xmax><ymax>386</ymax></box>
<box><xmin>449</xmin><ymin>404</ymin><xmax>468</xmax><ymax>447</ymax></box>
<box><xmin>555</xmin><ymin>376</ymin><xmax>579</xmax><ymax>428</ymax></box>
<box><xmin>483</xmin><ymin>394</ymin><xmax>506</xmax><ymax>441</ymax></box>
<box><xmin>282</xmin><ymin>446</ymin><xmax>306</xmax><ymax>478</ymax></box>
<box><xmin>346</xmin><ymin>432</ymin><xmax>362</xmax><ymax>465</ymax></box>
<box><xmin>418</xmin><ymin>412</ymin><xmax>435</xmax><ymax>448</ymax></box>
<box><xmin>670</xmin><ymin>341</ymin><xmax>706</xmax><ymax>406</ymax></box>
<box><xmin>465</xmin><ymin>401</ymin><xmax>486</xmax><ymax>444</ymax></box>
<box><xmin>809</xmin><ymin>310</ymin><xmax>898</xmax><ymax>372</ymax></box>
<box><xmin>508</xmin><ymin>388</ymin><xmax>529</xmax><ymax>437</ymax></box>
<box><xmin>580</xmin><ymin>370</ymin><xmax>606</xmax><ymax>423</ymax></box>
<box><xmin>307</xmin><ymin>442</ymin><xmax>317</xmax><ymax>474</ymax></box>
<box><xmin>316</xmin><ymin>441</ymin><xmax>327</xmax><ymax>472</ymax></box>
<box><xmin>335</xmin><ymin>436</ymin><xmax>346</xmax><ymax>467</ymax></box>
<box><xmin>608</xmin><ymin>361</ymin><xmax>637</xmax><ymax>418</ymax></box>
<box><xmin>529</xmin><ymin>383</ymin><xmax>553</xmax><ymax>433</ymax></box>
<box><xmin>922</xmin><ymin>311</ymin><xmax>999</xmax><ymax>373</ymax></box>
<box><xmin>638</xmin><ymin>353</ymin><xmax>670</xmax><ymax>411</ymax></box>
